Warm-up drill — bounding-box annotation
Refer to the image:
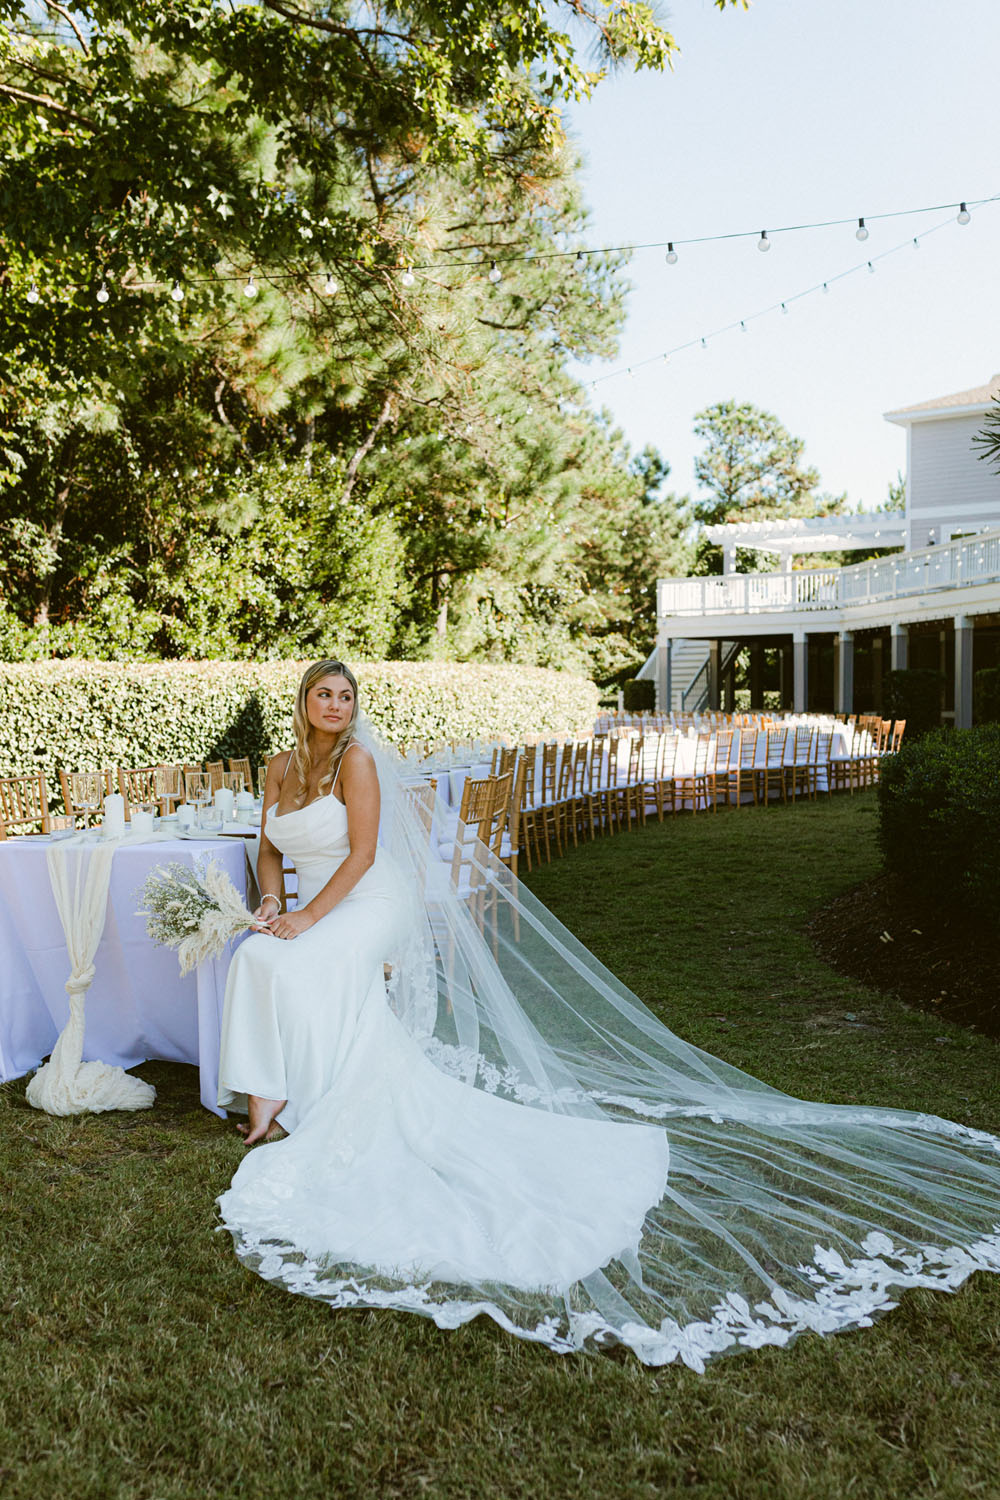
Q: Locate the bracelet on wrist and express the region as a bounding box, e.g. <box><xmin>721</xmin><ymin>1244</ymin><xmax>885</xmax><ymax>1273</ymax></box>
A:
<box><xmin>260</xmin><ymin>893</ymin><xmax>281</xmax><ymax>908</ymax></box>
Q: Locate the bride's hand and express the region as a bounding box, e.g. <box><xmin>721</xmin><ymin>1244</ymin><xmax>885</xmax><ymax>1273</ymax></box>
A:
<box><xmin>266</xmin><ymin>908</ymin><xmax>316</xmax><ymax>941</ymax></box>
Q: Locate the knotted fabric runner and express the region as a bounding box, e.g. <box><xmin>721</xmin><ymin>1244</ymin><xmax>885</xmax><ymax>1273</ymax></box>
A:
<box><xmin>26</xmin><ymin>830</ymin><xmax>174</xmax><ymax>1116</ymax></box>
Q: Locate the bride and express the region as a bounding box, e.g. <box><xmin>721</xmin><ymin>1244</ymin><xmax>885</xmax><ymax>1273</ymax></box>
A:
<box><xmin>216</xmin><ymin>659</ymin><xmax>1000</xmax><ymax>1370</ymax></box>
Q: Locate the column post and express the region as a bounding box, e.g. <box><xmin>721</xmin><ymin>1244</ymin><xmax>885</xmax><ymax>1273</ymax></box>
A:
<box><xmin>954</xmin><ymin>615</ymin><xmax>974</xmax><ymax>729</ymax></box>
<box><xmin>793</xmin><ymin>629</ymin><xmax>808</xmax><ymax>714</ymax></box>
<box><xmin>778</xmin><ymin>642</ymin><xmax>793</xmax><ymax>709</ymax></box>
<box><xmin>871</xmin><ymin>635</ymin><xmax>884</xmax><ymax>714</ymax></box>
<box><xmin>749</xmin><ymin>641</ymin><xmax>764</xmax><ymax>709</ymax></box>
<box><xmin>836</xmin><ymin>631</ymin><xmax>854</xmax><ymax>716</ymax></box>
<box><xmin>890</xmin><ymin>622</ymin><xmax>908</xmax><ymax>671</ymax></box>
<box><xmin>707</xmin><ymin>640</ymin><xmax>721</xmax><ymax>711</ymax></box>
<box><xmin>656</xmin><ymin>643</ymin><xmax>669</xmax><ymax>714</ymax></box>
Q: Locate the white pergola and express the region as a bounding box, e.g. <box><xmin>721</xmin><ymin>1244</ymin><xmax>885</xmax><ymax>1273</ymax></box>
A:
<box><xmin>704</xmin><ymin>514</ymin><xmax>907</xmax><ymax>574</ymax></box>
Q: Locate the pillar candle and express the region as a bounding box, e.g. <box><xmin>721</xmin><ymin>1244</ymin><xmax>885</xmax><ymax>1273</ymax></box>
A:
<box><xmin>214</xmin><ymin>787</ymin><xmax>235</xmax><ymax>822</ymax></box>
<box><xmin>103</xmin><ymin>793</ymin><xmax>126</xmax><ymax>839</ymax></box>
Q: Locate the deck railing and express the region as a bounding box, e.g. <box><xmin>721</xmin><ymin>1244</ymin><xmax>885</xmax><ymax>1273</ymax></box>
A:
<box><xmin>658</xmin><ymin>528</ymin><xmax>1000</xmax><ymax>617</ymax></box>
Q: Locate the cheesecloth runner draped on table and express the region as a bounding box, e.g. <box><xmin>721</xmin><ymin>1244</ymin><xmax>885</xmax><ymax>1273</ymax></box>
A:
<box><xmin>218</xmin><ymin>727</ymin><xmax>1000</xmax><ymax>1370</ymax></box>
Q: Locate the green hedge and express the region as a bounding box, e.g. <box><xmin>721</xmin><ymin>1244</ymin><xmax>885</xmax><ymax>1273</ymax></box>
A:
<box><xmin>877</xmin><ymin>723</ymin><xmax>1000</xmax><ymax>919</ymax></box>
<box><xmin>622</xmin><ymin>678</ymin><xmax>655</xmax><ymax>712</ymax></box>
<box><xmin>974</xmin><ymin>665</ymin><xmax>1000</xmax><ymax>724</ymax></box>
<box><xmin>0</xmin><ymin>661</ymin><xmax>599</xmax><ymax>790</ymax></box>
<box><xmin>884</xmin><ymin>668</ymin><xmax>942</xmax><ymax>738</ymax></box>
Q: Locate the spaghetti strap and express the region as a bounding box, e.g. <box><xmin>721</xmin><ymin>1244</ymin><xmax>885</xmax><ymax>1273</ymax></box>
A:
<box><xmin>330</xmin><ymin>740</ymin><xmax>358</xmax><ymax>796</ymax></box>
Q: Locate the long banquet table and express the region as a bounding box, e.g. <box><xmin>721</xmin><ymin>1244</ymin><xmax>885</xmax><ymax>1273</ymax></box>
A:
<box><xmin>0</xmin><ymin>833</ymin><xmax>249</xmax><ymax>1116</ymax></box>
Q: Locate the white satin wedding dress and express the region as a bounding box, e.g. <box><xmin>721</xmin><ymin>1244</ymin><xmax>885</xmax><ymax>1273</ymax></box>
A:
<box><xmin>216</xmin><ymin>747</ymin><xmax>1000</xmax><ymax>1370</ymax></box>
<box><xmin>217</xmin><ymin>791</ymin><xmax>670</xmax><ymax>1303</ymax></box>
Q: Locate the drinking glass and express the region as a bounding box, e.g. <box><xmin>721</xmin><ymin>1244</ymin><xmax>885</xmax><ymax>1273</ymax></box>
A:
<box><xmin>154</xmin><ymin>765</ymin><xmax>182</xmax><ymax>814</ymax></box>
<box><xmin>222</xmin><ymin>770</ymin><xmax>246</xmax><ymax>795</ymax></box>
<box><xmin>185</xmin><ymin>770</ymin><xmax>213</xmax><ymax>826</ymax></box>
<box><xmin>73</xmin><ymin>772</ymin><xmax>105</xmax><ymax>830</ymax></box>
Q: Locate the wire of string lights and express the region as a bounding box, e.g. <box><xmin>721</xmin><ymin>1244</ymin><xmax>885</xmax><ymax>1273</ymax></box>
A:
<box><xmin>582</xmin><ymin>193</ymin><xmax>1000</xmax><ymax>392</ymax></box>
<box><xmin>18</xmin><ymin>193</ymin><xmax>996</xmax><ymax>302</ymax></box>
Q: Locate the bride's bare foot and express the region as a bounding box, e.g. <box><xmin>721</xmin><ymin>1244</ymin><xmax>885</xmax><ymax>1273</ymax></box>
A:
<box><xmin>241</xmin><ymin>1094</ymin><xmax>288</xmax><ymax>1146</ymax></box>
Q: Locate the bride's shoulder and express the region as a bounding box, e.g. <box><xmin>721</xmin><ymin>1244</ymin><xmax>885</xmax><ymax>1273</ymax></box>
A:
<box><xmin>268</xmin><ymin>749</ymin><xmax>294</xmax><ymax>774</ymax></box>
<box><xmin>341</xmin><ymin>740</ymin><xmax>375</xmax><ymax>774</ymax></box>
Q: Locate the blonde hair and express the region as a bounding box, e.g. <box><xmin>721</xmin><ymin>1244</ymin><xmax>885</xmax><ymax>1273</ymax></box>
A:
<box><xmin>290</xmin><ymin>659</ymin><xmax>360</xmax><ymax>806</ymax></box>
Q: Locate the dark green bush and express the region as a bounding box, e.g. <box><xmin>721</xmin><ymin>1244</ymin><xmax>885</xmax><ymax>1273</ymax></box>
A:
<box><xmin>622</xmin><ymin>678</ymin><xmax>655</xmax><ymax>712</ymax></box>
<box><xmin>884</xmin><ymin>668</ymin><xmax>942</xmax><ymax>738</ymax></box>
<box><xmin>974</xmin><ymin>665</ymin><xmax>1000</xmax><ymax>724</ymax></box>
<box><xmin>878</xmin><ymin>723</ymin><xmax>1000</xmax><ymax>919</ymax></box>
<box><xmin>0</xmin><ymin>661</ymin><xmax>599</xmax><ymax>795</ymax></box>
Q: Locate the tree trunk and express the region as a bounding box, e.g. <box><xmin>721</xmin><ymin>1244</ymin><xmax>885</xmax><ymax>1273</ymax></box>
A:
<box><xmin>340</xmin><ymin>392</ymin><xmax>393</xmax><ymax>508</ymax></box>
<box><xmin>34</xmin><ymin>441</ymin><xmax>75</xmax><ymax>628</ymax></box>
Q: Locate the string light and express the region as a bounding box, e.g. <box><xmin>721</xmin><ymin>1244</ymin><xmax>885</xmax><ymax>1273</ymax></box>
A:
<box><xmin>170</xmin><ymin>281</ymin><xmax>184</xmax><ymax>302</ymax></box>
<box><xmin>855</xmin><ymin>217</ymin><xmax>869</xmax><ymax>241</ymax></box>
<box><xmin>957</xmin><ymin>201</ymin><xmax>971</xmax><ymax>224</ymax></box>
<box><xmin>488</xmin><ymin>260</ymin><xmax>502</xmax><ymax>284</ymax></box>
<box><xmin>665</xmin><ymin>242</ymin><xmax>678</xmax><ymax>265</ymax></box>
<box><xmin>323</xmin><ymin>272</ymin><xmax>338</xmax><ymax>295</ymax></box>
<box><xmin>96</xmin><ymin>281</ymin><xmax>109</xmax><ymax>303</ymax></box>
<box><xmin>243</xmin><ymin>273</ymin><xmax>257</xmax><ymax>298</ymax></box>
<box><xmin>26</xmin><ymin>283</ymin><xmax>40</xmax><ymax>304</ymax></box>
<box><xmin>400</xmin><ymin>266</ymin><xmax>415</xmax><ymax>288</ymax></box>
<box><xmin>585</xmin><ymin>192</ymin><xmax>993</xmax><ymax>393</ymax></box>
<box><xmin>757</xmin><ymin>230</ymin><xmax>770</xmax><ymax>252</ymax></box>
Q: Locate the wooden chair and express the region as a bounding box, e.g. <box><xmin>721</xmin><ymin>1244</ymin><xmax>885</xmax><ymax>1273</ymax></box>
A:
<box><xmin>614</xmin><ymin>735</ymin><xmax>646</xmax><ymax>831</ymax></box>
<box><xmin>59</xmin><ymin>769</ymin><xmax>113</xmax><ymax>825</ymax></box>
<box><xmin>673</xmin><ymin>734</ymin><xmax>711</xmax><ymax>814</ymax></box>
<box><xmin>806</xmin><ymin>731</ymin><xmax>833</xmax><ymax>799</ymax></box>
<box><xmin>117</xmin><ymin>765</ymin><xmax>160</xmax><ymax>815</ymax></box>
<box><xmin>724</xmin><ymin>729</ymin><xmax>759</xmax><ymax>809</ymax></box>
<box><xmin>757</xmin><ymin>729</ymin><xmax>789</xmax><ymax>806</ymax></box>
<box><xmin>787</xmin><ymin>728</ymin><xmax>815</xmax><ymax>802</ymax></box>
<box><xmin>886</xmin><ymin>719</ymin><xmax>906</xmax><ymax>754</ymax></box>
<box><xmin>709</xmin><ymin>730</ymin><xmax>734</xmax><ymax>811</ymax></box>
<box><xmin>205</xmin><ymin>761</ymin><xmax>225</xmax><ymax>792</ymax></box>
<box><xmin>584</xmin><ymin>736</ymin><xmax>617</xmax><ymax>838</ymax></box>
<box><xmin>228</xmin><ymin>757</ymin><xmax>253</xmax><ymax>793</ymax></box>
<box><xmin>830</xmin><ymin>727</ymin><xmax>858</xmax><ymax>794</ymax></box>
<box><xmin>0</xmin><ymin>772</ymin><xmax>54</xmax><ymax>838</ymax></box>
<box><xmin>502</xmin><ymin>758</ymin><xmax>529</xmax><ymax>882</ymax></box>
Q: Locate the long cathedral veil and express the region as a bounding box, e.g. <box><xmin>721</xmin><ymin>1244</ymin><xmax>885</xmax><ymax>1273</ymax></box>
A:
<box><xmin>225</xmin><ymin>721</ymin><xmax>1000</xmax><ymax>1370</ymax></box>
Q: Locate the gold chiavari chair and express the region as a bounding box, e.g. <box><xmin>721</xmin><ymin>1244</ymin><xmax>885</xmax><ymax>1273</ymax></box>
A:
<box><xmin>757</xmin><ymin>728</ymin><xmax>789</xmax><ymax>806</ymax></box>
<box><xmin>830</xmin><ymin>726</ymin><xmax>857</xmax><ymax>794</ymax></box>
<box><xmin>205</xmin><ymin>760</ymin><xmax>225</xmax><ymax>792</ymax></box>
<box><xmin>0</xmin><ymin>772</ymin><xmax>54</xmax><ymax>839</ymax></box>
<box><xmin>59</xmin><ymin>769</ymin><xmax>113</xmax><ymax>825</ymax></box>
<box><xmin>673</xmin><ymin>734</ymin><xmax>711</xmax><ymax>815</ymax></box>
<box><xmin>709</xmin><ymin>729</ymin><xmax>734</xmax><ymax>811</ymax></box>
<box><xmin>887</xmin><ymin>719</ymin><xmax>906</xmax><ymax>754</ymax></box>
<box><xmin>653</xmin><ymin>732</ymin><xmax>680</xmax><ymax>819</ymax></box>
<box><xmin>807</xmin><ymin>731</ymin><xmax>834</xmax><ymax>799</ymax></box>
<box><xmin>584</xmin><ymin>735</ymin><xmax>616</xmax><ymax>839</ymax></box>
<box><xmin>117</xmin><ymin>765</ymin><xmax>160</xmax><ymax>816</ymax></box>
<box><xmin>228</xmin><ymin>757</ymin><xmax>253</xmax><ymax>792</ymax></box>
<box><xmin>787</xmin><ymin>728</ymin><xmax>815</xmax><ymax>802</ymax></box>
<box><xmin>614</xmin><ymin>733</ymin><xmax>646</xmax><ymax>830</ymax></box>
<box><xmin>502</xmin><ymin>758</ymin><xmax>529</xmax><ymax>882</ymax></box>
<box><xmin>726</xmin><ymin>728</ymin><xmax>759</xmax><ymax>809</ymax></box>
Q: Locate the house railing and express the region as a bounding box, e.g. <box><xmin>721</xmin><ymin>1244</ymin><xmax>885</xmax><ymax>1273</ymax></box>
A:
<box><xmin>658</xmin><ymin>528</ymin><xmax>1000</xmax><ymax>617</ymax></box>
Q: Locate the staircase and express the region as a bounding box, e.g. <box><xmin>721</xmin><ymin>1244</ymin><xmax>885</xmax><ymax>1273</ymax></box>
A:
<box><xmin>636</xmin><ymin>640</ymin><xmax>741</xmax><ymax>712</ymax></box>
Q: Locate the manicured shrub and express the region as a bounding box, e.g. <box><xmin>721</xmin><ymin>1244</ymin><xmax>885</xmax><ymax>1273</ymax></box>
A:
<box><xmin>884</xmin><ymin>668</ymin><xmax>942</xmax><ymax>738</ymax></box>
<box><xmin>0</xmin><ymin>661</ymin><xmax>599</xmax><ymax>794</ymax></box>
<box><xmin>622</xmin><ymin>678</ymin><xmax>655</xmax><ymax>712</ymax></box>
<box><xmin>974</xmin><ymin>665</ymin><xmax>1000</xmax><ymax>724</ymax></box>
<box><xmin>878</xmin><ymin>723</ymin><xmax>1000</xmax><ymax>919</ymax></box>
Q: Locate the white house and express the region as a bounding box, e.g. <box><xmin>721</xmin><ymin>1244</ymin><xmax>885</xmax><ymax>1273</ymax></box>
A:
<box><xmin>884</xmin><ymin>372</ymin><xmax>1000</xmax><ymax>550</ymax></box>
<box><xmin>649</xmin><ymin>375</ymin><xmax>1000</xmax><ymax>726</ymax></box>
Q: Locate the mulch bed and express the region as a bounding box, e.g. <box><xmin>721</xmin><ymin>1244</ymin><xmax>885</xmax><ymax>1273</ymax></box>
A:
<box><xmin>809</xmin><ymin>873</ymin><xmax>1000</xmax><ymax>1037</ymax></box>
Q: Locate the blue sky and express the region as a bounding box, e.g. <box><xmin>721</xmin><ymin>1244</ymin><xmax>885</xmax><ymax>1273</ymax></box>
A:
<box><xmin>564</xmin><ymin>0</ymin><xmax>1000</xmax><ymax>511</ymax></box>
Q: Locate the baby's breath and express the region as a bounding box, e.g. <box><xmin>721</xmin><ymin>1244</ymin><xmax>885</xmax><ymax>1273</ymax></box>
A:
<box><xmin>137</xmin><ymin>857</ymin><xmax>254</xmax><ymax>975</ymax></box>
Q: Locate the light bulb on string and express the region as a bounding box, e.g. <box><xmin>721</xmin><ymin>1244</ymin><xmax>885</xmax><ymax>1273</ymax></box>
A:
<box><xmin>575</xmin><ymin>250</ymin><xmax>585</xmax><ymax>271</ymax></box>
<box><xmin>822</xmin><ymin>282</ymin><xmax>829</xmax><ymax>293</ymax></box>
<box><xmin>867</xmin><ymin>260</ymin><xmax>875</xmax><ymax>274</ymax></box>
<box><xmin>170</xmin><ymin>281</ymin><xmax>184</xmax><ymax>302</ymax></box>
<box><xmin>323</xmin><ymin>272</ymin><xmax>338</xmax><ymax>295</ymax></box>
<box><xmin>740</xmin><ymin>320</ymin><xmax>747</xmax><ymax>333</ymax></box>
<box><xmin>700</xmin><ymin>338</ymin><xmax>707</xmax><ymax>350</ymax></box>
<box><xmin>26</xmin><ymin>282</ymin><xmax>40</xmax><ymax>304</ymax></box>
<box><xmin>400</xmin><ymin>266</ymin><xmax>415</xmax><ymax>288</ymax></box>
<box><xmin>665</xmin><ymin>242</ymin><xmax>678</xmax><ymax>265</ymax></box>
<box><xmin>913</xmin><ymin>238</ymin><xmax>920</xmax><ymax>249</ymax></box>
<box><xmin>757</xmin><ymin>230</ymin><xmax>770</xmax><ymax>252</ymax></box>
<box><xmin>96</xmin><ymin>281</ymin><xmax>110</xmax><ymax>304</ymax></box>
<box><xmin>243</xmin><ymin>273</ymin><xmax>258</xmax><ymax>299</ymax></box>
<box><xmin>957</xmin><ymin>201</ymin><xmax>971</xmax><ymax>224</ymax></box>
<box><xmin>856</xmin><ymin>217</ymin><xmax>869</xmax><ymax>242</ymax></box>
<box><xmin>781</xmin><ymin>302</ymin><xmax>788</xmax><ymax>315</ymax></box>
<box><xmin>488</xmin><ymin>260</ymin><xmax>502</xmax><ymax>284</ymax></box>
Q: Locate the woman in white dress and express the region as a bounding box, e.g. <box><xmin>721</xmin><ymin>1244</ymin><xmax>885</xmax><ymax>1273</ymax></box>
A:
<box><xmin>216</xmin><ymin>660</ymin><xmax>1000</xmax><ymax>1370</ymax></box>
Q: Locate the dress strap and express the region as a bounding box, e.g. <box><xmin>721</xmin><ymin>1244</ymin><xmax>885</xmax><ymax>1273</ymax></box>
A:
<box><xmin>330</xmin><ymin>740</ymin><xmax>358</xmax><ymax>796</ymax></box>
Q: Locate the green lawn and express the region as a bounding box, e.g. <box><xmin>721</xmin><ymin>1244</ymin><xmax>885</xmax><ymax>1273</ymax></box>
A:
<box><xmin>4</xmin><ymin>792</ymin><xmax>1000</xmax><ymax>1500</ymax></box>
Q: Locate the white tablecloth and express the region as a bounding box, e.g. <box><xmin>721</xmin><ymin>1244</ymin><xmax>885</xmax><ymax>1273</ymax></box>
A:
<box><xmin>0</xmin><ymin>834</ymin><xmax>249</xmax><ymax>1116</ymax></box>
